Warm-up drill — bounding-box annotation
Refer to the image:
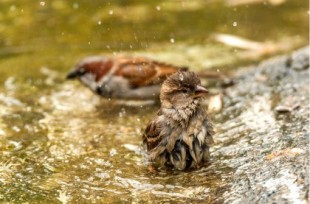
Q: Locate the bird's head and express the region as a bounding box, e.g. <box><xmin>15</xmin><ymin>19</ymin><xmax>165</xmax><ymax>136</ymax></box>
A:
<box><xmin>66</xmin><ymin>56</ymin><xmax>113</xmax><ymax>81</ymax></box>
<box><xmin>160</xmin><ymin>71</ymin><xmax>208</xmax><ymax>109</ymax></box>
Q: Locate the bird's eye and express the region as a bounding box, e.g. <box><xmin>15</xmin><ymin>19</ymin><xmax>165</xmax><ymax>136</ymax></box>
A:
<box><xmin>181</xmin><ymin>89</ymin><xmax>190</xmax><ymax>93</ymax></box>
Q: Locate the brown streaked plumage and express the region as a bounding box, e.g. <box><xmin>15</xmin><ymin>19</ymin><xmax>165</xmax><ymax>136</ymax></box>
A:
<box><xmin>67</xmin><ymin>56</ymin><xmax>187</xmax><ymax>100</ymax></box>
<box><xmin>142</xmin><ymin>71</ymin><xmax>214</xmax><ymax>170</ymax></box>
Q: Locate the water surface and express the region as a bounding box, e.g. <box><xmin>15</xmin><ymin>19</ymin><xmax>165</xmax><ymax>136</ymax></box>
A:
<box><xmin>0</xmin><ymin>0</ymin><xmax>308</xmax><ymax>203</ymax></box>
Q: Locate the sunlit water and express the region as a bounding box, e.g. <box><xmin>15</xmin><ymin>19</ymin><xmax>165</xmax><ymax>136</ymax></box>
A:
<box><xmin>0</xmin><ymin>0</ymin><xmax>308</xmax><ymax>203</ymax></box>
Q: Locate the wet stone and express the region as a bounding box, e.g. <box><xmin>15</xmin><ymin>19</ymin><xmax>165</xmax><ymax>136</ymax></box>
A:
<box><xmin>288</xmin><ymin>47</ymin><xmax>310</xmax><ymax>70</ymax></box>
<box><xmin>213</xmin><ymin>46</ymin><xmax>309</xmax><ymax>203</ymax></box>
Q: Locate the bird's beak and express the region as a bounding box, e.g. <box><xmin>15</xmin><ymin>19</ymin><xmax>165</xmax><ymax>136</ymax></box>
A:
<box><xmin>194</xmin><ymin>85</ymin><xmax>208</xmax><ymax>97</ymax></box>
<box><xmin>66</xmin><ymin>69</ymin><xmax>84</xmax><ymax>79</ymax></box>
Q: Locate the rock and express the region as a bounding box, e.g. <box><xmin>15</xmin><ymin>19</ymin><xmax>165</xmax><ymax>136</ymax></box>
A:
<box><xmin>287</xmin><ymin>46</ymin><xmax>309</xmax><ymax>70</ymax></box>
<box><xmin>265</xmin><ymin>148</ymin><xmax>305</xmax><ymax>160</ymax></box>
<box><xmin>212</xmin><ymin>46</ymin><xmax>309</xmax><ymax>203</ymax></box>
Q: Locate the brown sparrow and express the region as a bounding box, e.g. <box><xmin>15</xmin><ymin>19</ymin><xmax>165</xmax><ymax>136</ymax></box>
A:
<box><xmin>142</xmin><ymin>71</ymin><xmax>214</xmax><ymax>170</ymax></box>
<box><xmin>67</xmin><ymin>56</ymin><xmax>186</xmax><ymax>100</ymax></box>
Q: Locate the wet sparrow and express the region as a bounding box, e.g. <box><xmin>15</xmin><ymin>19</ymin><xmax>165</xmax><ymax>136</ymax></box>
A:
<box><xmin>67</xmin><ymin>56</ymin><xmax>186</xmax><ymax>100</ymax></box>
<box><xmin>143</xmin><ymin>71</ymin><xmax>214</xmax><ymax>170</ymax></box>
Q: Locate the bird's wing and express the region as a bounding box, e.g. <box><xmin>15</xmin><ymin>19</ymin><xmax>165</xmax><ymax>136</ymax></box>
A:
<box><xmin>204</xmin><ymin>117</ymin><xmax>215</xmax><ymax>145</ymax></box>
<box><xmin>142</xmin><ymin>119</ymin><xmax>162</xmax><ymax>151</ymax></box>
<box><xmin>115</xmin><ymin>57</ymin><xmax>185</xmax><ymax>87</ymax></box>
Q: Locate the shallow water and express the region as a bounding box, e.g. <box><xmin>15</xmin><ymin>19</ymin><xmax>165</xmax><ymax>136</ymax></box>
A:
<box><xmin>0</xmin><ymin>0</ymin><xmax>308</xmax><ymax>203</ymax></box>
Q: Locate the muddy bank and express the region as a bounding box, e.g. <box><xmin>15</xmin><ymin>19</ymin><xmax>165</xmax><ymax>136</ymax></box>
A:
<box><xmin>212</xmin><ymin>46</ymin><xmax>309</xmax><ymax>203</ymax></box>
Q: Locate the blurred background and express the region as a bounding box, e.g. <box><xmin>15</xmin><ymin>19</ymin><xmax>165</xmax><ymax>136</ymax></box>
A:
<box><xmin>0</xmin><ymin>0</ymin><xmax>308</xmax><ymax>78</ymax></box>
<box><xmin>0</xmin><ymin>0</ymin><xmax>308</xmax><ymax>203</ymax></box>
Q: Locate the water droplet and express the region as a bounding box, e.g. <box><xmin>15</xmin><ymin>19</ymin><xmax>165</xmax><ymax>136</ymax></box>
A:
<box><xmin>12</xmin><ymin>126</ymin><xmax>20</xmax><ymax>132</ymax></box>
<box><xmin>109</xmin><ymin>10</ymin><xmax>114</xmax><ymax>15</ymax></box>
<box><xmin>170</xmin><ymin>38</ymin><xmax>175</xmax><ymax>43</ymax></box>
<box><xmin>88</xmin><ymin>41</ymin><xmax>91</xmax><ymax>45</ymax></box>
<box><xmin>95</xmin><ymin>172</ymin><xmax>110</xmax><ymax>179</ymax></box>
<box><xmin>166</xmin><ymin>184</ymin><xmax>175</xmax><ymax>189</ymax></box>
<box><xmin>233</xmin><ymin>22</ymin><xmax>237</xmax><ymax>27</ymax></box>
<box><xmin>110</xmin><ymin>148</ymin><xmax>117</xmax><ymax>156</ymax></box>
<box><xmin>73</xmin><ymin>3</ymin><xmax>79</xmax><ymax>9</ymax></box>
<box><xmin>10</xmin><ymin>5</ymin><xmax>16</xmax><ymax>12</ymax></box>
<box><xmin>4</xmin><ymin>77</ymin><xmax>16</xmax><ymax>90</ymax></box>
<box><xmin>118</xmin><ymin>108</ymin><xmax>126</xmax><ymax>117</ymax></box>
<box><xmin>94</xmin><ymin>159</ymin><xmax>111</xmax><ymax>167</ymax></box>
<box><xmin>97</xmin><ymin>20</ymin><xmax>102</xmax><ymax>25</ymax></box>
<box><xmin>156</xmin><ymin>6</ymin><xmax>161</xmax><ymax>11</ymax></box>
<box><xmin>57</xmin><ymin>190</ymin><xmax>70</xmax><ymax>204</ymax></box>
<box><xmin>39</xmin><ymin>1</ymin><xmax>46</xmax><ymax>6</ymax></box>
<box><xmin>0</xmin><ymin>128</ymin><xmax>5</xmax><ymax>136</ymax></box>
<box><xmin>179</xmin><ymin>73</ymin><xmax>184</xmax><ymax>81</ymax></box>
